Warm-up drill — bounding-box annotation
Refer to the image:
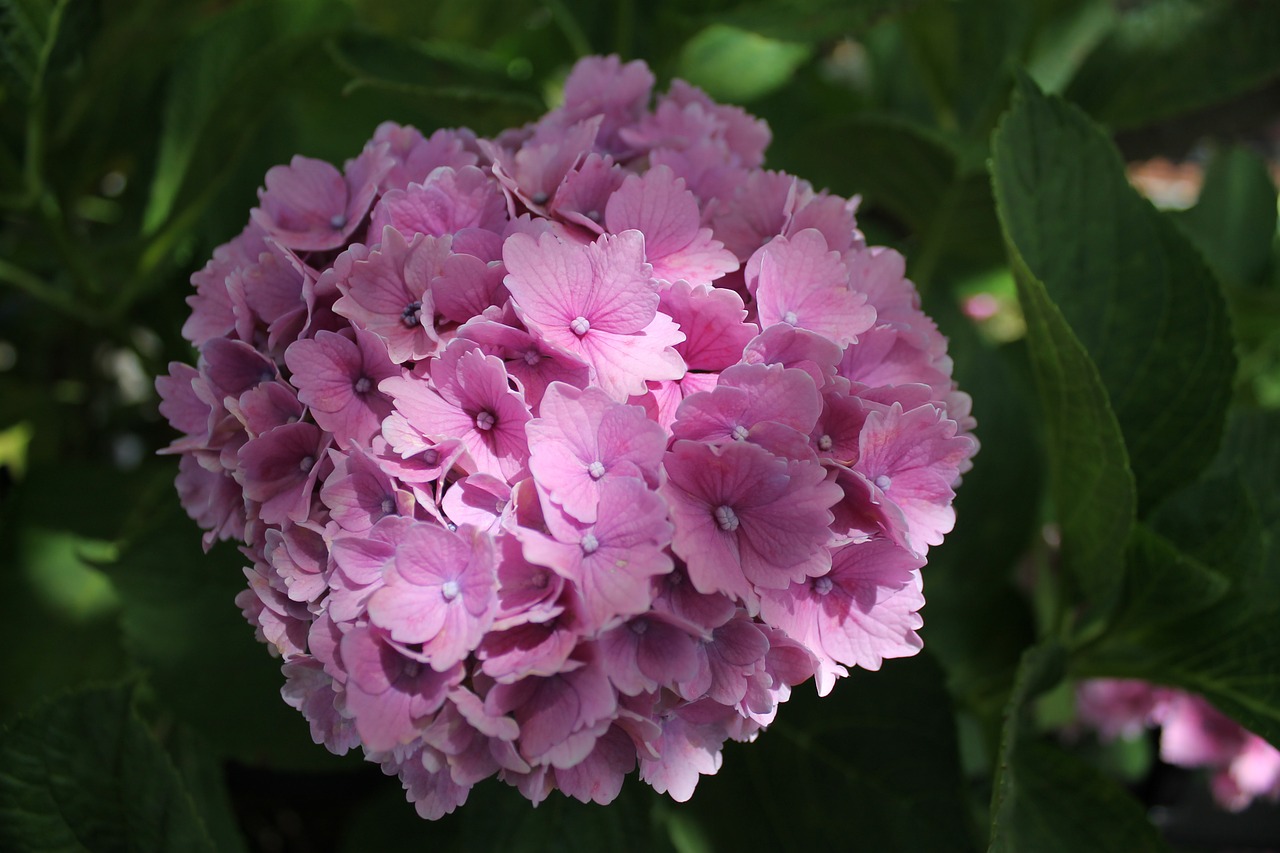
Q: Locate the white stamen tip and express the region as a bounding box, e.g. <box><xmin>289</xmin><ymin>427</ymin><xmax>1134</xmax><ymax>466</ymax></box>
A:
<box><xmin>441</xmin><ymin>580</ymin><xmax>460</xmax><ymax>601</ymax></box>
<box><xmin>714</xmin><ymin>505</ymin><xmax>740</xmax><ymax>532</ymax></box>
<box><xmin>523</xmin><ymin>349</ymin><xmax>542</xmax><ymax>365</ymax></box>
<box><xmin>581</xmin><ymin>533</ymin><xmax>599</xmax><ymax>554</ymax></box>
<box><xmin>475</xmin><ymin>411</ymin><xmax>496</xmax><ymax>431</ymax></box>
<box><xmin>783</xmin><ymin>311</ymin><xmax>798</xmax><ymax>325</ymax></box>
<box><xmin>570</xmin><ymin>316</ymin><xmax>591</xmax><ymax>336</ymax></box>
<box><xmin>874</xmin><ymin>474</ymin><xmax>892</xmax><ymax>491</ymax></box>
<box><xmin>587</xmin><ymin>461</ymin><xmax>606</xmax><ymax>480</ymax></box>
<box><xmin>731</xmin><ymin>425</ymin><xmax>749</xmax><ymax>441</ymax></box>
<box><xmin>329</xmin><ymin>213</ymin><xmax>347</xmax><ymax>230</ymax></box>
<box><xmin>354</xmin><ymin>376</ymin><xmax>372</xmax><ymax>394</ymax></box>
<box><xmin>401</xmin><ymin>659</ymin><xmax>421</xmax><ymax>678</ymax></box>
<box><xmin>630</xmin><ymin>619</ymin><xmax>648</xmax><ymax>635</ymax></box>
<box><xmin>380</xmin><ymin>497</ymin><xmax>395</xmax><ymax>515</ymax></box>
<box><xmin>818</xmin><ymin>434</ymin><xmax>833</xmax><ymax>451</ymax></box>
<box><xmin>814</xmin><ymin>576</ymin><xmax>834</xmax><ymax>596</ymax></box>
<box><xmin>298</xmin><ymin>455</ymin><xmax>315</xmax><ymax>472</ymax></box>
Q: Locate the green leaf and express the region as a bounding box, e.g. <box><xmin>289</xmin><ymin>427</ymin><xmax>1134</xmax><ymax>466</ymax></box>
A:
<box><xmin>988</xmin><ymin>643</ymin><xmax>1167</xmax><ymax>852</ymax></box>
<box><xmin>1106</xmin><ymin>523</ymin><xmax>1230</xmax><ymax>638</ymax></box>
<box><xmin>1065</xmin><ymin>0</ymin><xmax>1280</xmax><ymax>129</ymax></box>
<box><xmin>990</xmin><ymin>739</ymin><xmax>1167</xmax><ymax>853</ymax></box>
<box><xmin>676</xmin><ymin>23</ymin><xmax>810</xmax><ymax>103</ymax></box>
<box><xmin>991</xmin><ymin>75</ymin><xmax>1235</xmax><ymax>516</ymax></box>
<box><xmin>992</xmin><ymin>247</ymin><xmax>1135</xmax><ymax>607</ymax></box>
<box><xmin>1077</xmin><ymin>411</ymin><xmax>1280</xmax><ymax>746</ymax></box>
<box><xmin>1173</xmin><ymin>146</ymin><xmax>1278</xmax><ymax>289</ymax></box>
<box><xmin>688</xmin><ymin>653</ymin><xmax>977</xmax><ymax>853</ymax></box>
<box><xmin>0</xmin><ymin>684</ymin><xmax>219</xmax><ymax>853</ymax></box>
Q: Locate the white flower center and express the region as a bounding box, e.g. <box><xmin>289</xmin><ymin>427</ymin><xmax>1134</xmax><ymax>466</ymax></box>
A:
<box><xmin>630</xmin><ymin>619</ymin><xmax>648</xmax><ymax>635</ymax></box>
<box><xmin>587</xmin><ymin>460</ymin><xmax>606</xmax><ymax>480</ymax></box>
<box><xmin>581</xmin><ymin>533</ymin><xmax>599</xmax><ymax>554</ymax></box>
<box><xmin>380</xmin><ymin>496</ymin><xmax>395</xmax><ymax>515</ymax></box>
<box><xmin>401</xmin><ymin>659</ymin><xmax>421</xmax><ymax>678</ymax></box>
<box><xmin>298</xmin><ymin>455</ymin><xmax>314</xmax><ymax>473</ymax></box>
<box><xmin>714</xmin><ymin>505</ymin><xmax>740</xmax><ymax>532</ymax></box>
<box><xmin>570</xmin><ymin>316</ymin><xmax>591</xmax><ymax>336</ymax></box>
<box><xmin>354</xmin><ymin>376</ymin><xmax>372</xmax><ymax>394</ymax></box>
<box><xmin>523</xmin><ymin>349</ymin><xmax>542</xmax><ymax>365</ymax></box>
<box><xmin>441</xmin><ymin>580</ymin><xmax>460</xmax><ymax>601</ymax></box>
<box><xmin>818</xmin><ymin>434</ymin><xmax>833</xmax><ymax>451</ymax></box>
<box><xmin>814</xmin><ymin>576</ymin><xmax>834</xmax><ymax>596</ymax></box>
<box><xmin>731</xmin><ymin>425</ymin><xmax>749</xmax><ymax>441</ymax></box>
<box><xmin>874</xmin><ymin>474</ymin><xmax>892</xmax><ymax>491</ymax></box>
<box><xmin>329</xmin><ymin>213</ymin><xmax>347</xmax><ymax>230</ymax></box>
<box><xmin>420</xmin><ymin>448</ymin><xmax>439</xmax><ymax>465</ymax></box>
<box><xmin>474</xmin><ymin>411</ymin><xmax>496</xmax><ymax>431</ymax></box>
<box><xmin>783</xmin><ymin>310</ymin><xmax>798</xmax><ymax>325</ymax></box>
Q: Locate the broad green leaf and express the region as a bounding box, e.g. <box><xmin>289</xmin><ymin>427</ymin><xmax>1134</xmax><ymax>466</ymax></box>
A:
<box><xmin>1065</xmin><ymin>0</ymin><xmax>1280</xmax><ymax>129</ymax></box>
<box><xmin>0</xmin><ymin>684</ymin><xmax>219</xmax><ymax>853</ymax></box>
<box><xmin>677</xmin><ymin>24</ymin><xmax>810</xmax><ymax>103</ymax></box>
<box><xmin>1023</xmin><ymin>0</ymin><xmax>1115</xmax><ymax>95</ymax></box>
<box><xmin>1077</xmin><ymin>411</ymin><xmax>1280</xmax><ymax>746</ymax></box>
<box><xmin>989</xmin><ymin>643</ymin><xmax>1166</xmax><ymax>853</ymax></box>
<box><xmin>689</xmin><ymin>653</ymin><xmax>977</xmax><ymax>853</ymax></box>
<box><xmin>991</xmin><ymin>247</ymin><xmax>1135</xmax><ymax>606</ymax></box>
<box><xmin>1174</xmin><ymin>146</ymin><xmax>1278</xmax><ymax>289</ymax></box>
<box><xmin>991</xmin><ymin>75</ymin><xmax>1235</xmax><ymax>515</ymax></box>
<box><xmin>1105</xmin><ymin>523</ymin><xmax>1230</xmax><ymax>638</ymax></box>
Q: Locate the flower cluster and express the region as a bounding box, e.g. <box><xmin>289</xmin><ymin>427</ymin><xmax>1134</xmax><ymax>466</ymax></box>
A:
<box><xmin>1077</xmin><ymin>679</ymin><xmax>1280</xmax><ymax>812</ymax></box>
<box><xmin>157</xmin><ymin>55</ymin><xmax>977</xmax><ymax>818</ymax></box>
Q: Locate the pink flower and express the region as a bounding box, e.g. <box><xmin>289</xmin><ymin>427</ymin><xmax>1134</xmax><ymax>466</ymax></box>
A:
<box><xmin>164</xmin><ymin>53</ymin><xmax>977</xmax><ymax>819</ymax></box>
<box><xmin>502</xmin><ymin>229</ymin><xmax>686</xmax><ymax>401</ymax></box>
<box><xmin>663</xmin><ymin>439</ymin><xmax>842</xmax><ymax>608</ymax></box>
<box><xmin>526</xmin><ymin>382</ymin><xmax>666</xmax><ymax>523</ymax></box>
<box><xmin>367</xmin><ymin>522</ymin><xmax>498</xmax><ymax>671</ymax></box>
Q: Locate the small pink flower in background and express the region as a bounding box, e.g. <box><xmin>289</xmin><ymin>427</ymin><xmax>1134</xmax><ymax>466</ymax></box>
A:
<box><xmin>1076</xmin><ymin>678</ymin><xmax>1280</xmax><ymax>812</ymax></box>
<box><xmin>159</xmin><ymin>54</ymin><xmax>977</xmax><ymax>818</ymax></box>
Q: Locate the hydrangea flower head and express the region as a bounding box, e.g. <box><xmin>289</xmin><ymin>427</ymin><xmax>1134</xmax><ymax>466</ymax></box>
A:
<box><xmin>159</xmin><ymin>54</ymin><xmax>977</xmax><ymax>819</ymax></box>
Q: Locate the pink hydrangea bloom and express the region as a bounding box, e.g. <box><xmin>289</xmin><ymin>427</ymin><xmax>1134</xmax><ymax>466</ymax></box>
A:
<box><xmin>159</xmin><ymin>54</ymin><xmax>977</xmax><ymax>819</ymax></box>
<box><xmin>1076</xmin><ymin>678</ymin><xmax>1280</xmax><ymax>812</ymax></box>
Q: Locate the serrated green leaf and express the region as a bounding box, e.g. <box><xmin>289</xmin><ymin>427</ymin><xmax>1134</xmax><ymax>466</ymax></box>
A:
<box><xmin>996</xmin><ymin>247</ymin><xmax>1136</xmax><ymax>606</ymax></box>
<box><xmin>1077</xmin><ymin>411</ymin><xmax>1280</xmax><ymax>747</ymax></box>
<box><xmin>689</xmin><ymin>653</ymin><xmax>977</xmax><ymax>853</ymax></box>
<box><xmin>0</xmin><ymin>684</ymin><xmax>219</xmax><ymax>853</ymax></box>
<box><xmin>1107</xmin><ymin>523</ymin><xmax>1230</xmax><ymax>637</ymax></box>
<box><xmin>1065</xmin><ymin>0</ymin><xmax>1280</xmax><ymax>129</ymax></box>
<box><xmin>991</xmin><ymin>75</ymin><xmax>1235</xmax><ymax>516</ymax></box>
<box><xmin>1173</xmin><ymin>146</ymin><xmax>1278</xmax><ymax>290</ymax></box>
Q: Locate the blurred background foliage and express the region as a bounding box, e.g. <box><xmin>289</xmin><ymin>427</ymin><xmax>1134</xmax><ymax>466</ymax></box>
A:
<box><xmin>2</xmin><ymin>0</ymin><xmax>1279</xmax><ymax>850</ymax></box>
